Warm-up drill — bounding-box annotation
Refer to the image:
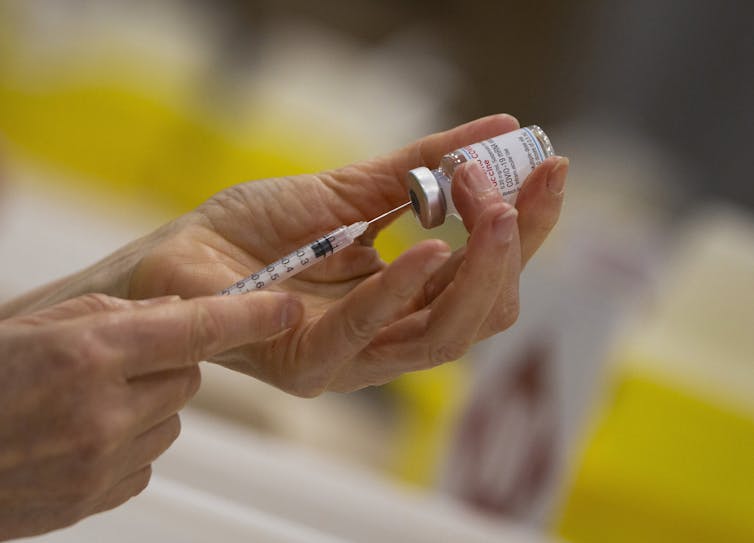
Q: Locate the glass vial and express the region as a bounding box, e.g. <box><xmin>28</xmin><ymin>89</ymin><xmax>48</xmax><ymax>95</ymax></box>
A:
<box><xmin>407</xmin><ymin>125</ymin><xmax>555</xmax><ymax>228</ymax></box>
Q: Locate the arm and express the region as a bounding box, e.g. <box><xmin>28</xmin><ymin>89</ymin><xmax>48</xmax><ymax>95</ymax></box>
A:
<box><xmin>0</xmin><ymin>241</ymin><xmax>139</xmax><ymax>319</ymax></box>
<box><xmin>0</xmin><ymin>217</ymin><xmax>185</xmax><ymax>319</ymax></box>
<box><xmin>2</xmin><ymin>115</ymin><xmax>568</xmax><ymax>396</ymax></box>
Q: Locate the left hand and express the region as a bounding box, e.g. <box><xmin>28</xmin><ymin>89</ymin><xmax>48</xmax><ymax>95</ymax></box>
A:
<box><xmin>124</xmin><ymin>115</ymin><xmax>568</xmax><ymax>396</ymax></box>
<box><xmin>0</xmin><ymin>292</ymin><xmax>297</xmax><ymax>540</ymax></box>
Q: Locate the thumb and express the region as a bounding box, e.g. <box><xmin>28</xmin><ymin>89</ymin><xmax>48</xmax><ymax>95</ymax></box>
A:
<box><xmin>66</xmin><ymin>291</ymin><xmax>304</xmax><ymax>377</ymax></box>
<box><xmin>183</xmin><ymin>291</ymin><xmax>304</xmax><ymax>352</ymax></box>
<box><xmin>125</xmin><ymin>291</ymin><xmax>303</xmax><ymax>376</ymax></box>
<box><xmin>450</xmin><ymin>160</ymin><xmax>506</xmax><ymax>233</ymax></box>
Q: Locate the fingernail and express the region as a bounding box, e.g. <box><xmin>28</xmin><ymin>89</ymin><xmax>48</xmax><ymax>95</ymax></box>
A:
<box><xmin>281</xmin><ymin>298</ymin><xmax>303</xmax><ymax>328</ymax></box>
<box><xmin>493</xmin><ymin>205</ymin><xmax>518</xmax><ymax>242</ymax></box>
<box><xmin>464</xmin><ymin>161</ymin><xmax>493</xmax><ymax>195</ymax></box>
<box><xmin>547</xmin><ymin>156</ymin><xmax>569</xmax><ymax>195</ymax></box>
<box><xmin>423</xmin><ymin>250</ymin><xmax>451</xmax><ymax>275</ymax></box>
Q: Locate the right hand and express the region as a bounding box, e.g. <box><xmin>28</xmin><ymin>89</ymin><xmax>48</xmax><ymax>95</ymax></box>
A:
<box><xmin>129</xmin><ymin>115</ymin><xmax>568</xmax><ymax>396</ymax></box>
<box><xmin>0</xmin><ymin>291</ymin><xmax>301</xmax><ymax>541</ymax></box>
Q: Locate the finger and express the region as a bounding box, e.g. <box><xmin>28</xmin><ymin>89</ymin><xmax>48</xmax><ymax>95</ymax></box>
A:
<box><xmin>282</xmin><ymin>239</ymin><xmax>451</xmax><ymax>396</ymax></box>
<box><xmin>128</xmin><ymin>366</ymin><xmax>198</xmax><ymax>436</ymax></box>
<box><xmin>407</xmin><ymin>155</ymin><xmax>567</xmax><ymax>299</ymax></box>
<box><xmin>340</xmin><ymin>215</ymin><xmax>521</xmax><ymax>390</ymax></box>
<box><xmin>365</xmin><ymin>203</ymin><xmax>518</xmax><ymax>370</ymax></box>
<box><xmin>515</xmin><ymin>156</ymin><xmax>568</xmax><ymax>266</ymax></box>
<box><xmin>385</xmin><ymin>160</ymin><xmax>511</xmax><ymax>307</ymax></box>
<box><xmin>117</xmin><ymin>414</ymin><xmax>182</xmax><ymax>477</ymax></box>
<box><xmin>89</xmin><ymin>465</ymin><xmax>152</xmax><ymax>515</ymax></box>
<box><xmin>384</xmin><ymin>114</ymin><xmax>521</xmax><ymax>184</ymax></box>
<box><xmin>421</xmin><ymin>247</ymin><xmax>466</xmax><ymax>305</ymax></box>
<box><xmin>324</xmin><ymin>114</ymin><xmax>521</xmax><ymax>222</ymax></box>
<box><xmin>476</xmin><ymin>221</ymin><xmax>522</xmax><ymax>339</ymax></box>
<box><xmin>75</xmin><ymin>292</ymin><xmax>304</xmax><ymax>378</ymax></box>
<box><xmin>452</xmin><ymin>159</ymin><xmax>526</xmax><ymax>340</ymax></box>
<box><xmin>451</xmin><ymin>160</ymin><xmax>507</xmax><ymax>232</ymax></box>
<box><xmin>9</xmin><ymin>293</ymin><xmax>181</xmax><ymax>326</ymax></box>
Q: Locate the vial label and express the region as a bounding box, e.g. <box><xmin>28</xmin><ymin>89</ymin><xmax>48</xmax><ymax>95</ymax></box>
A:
<box><xmin>458</xmin><ymin>127</ymin><xmax>547</xmax><ymax>201</ymax></box>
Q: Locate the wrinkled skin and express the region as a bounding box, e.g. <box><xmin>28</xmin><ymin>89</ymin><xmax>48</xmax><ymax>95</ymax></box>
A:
<box><xmin>129</xmin><ymin>114</ymin><xmax>569</xmax><ymax>396</ymax></box>
<box><xmin>0</xmin><ymin>291</ymin><xmax>299</xmax><ymax>540</ymax></box>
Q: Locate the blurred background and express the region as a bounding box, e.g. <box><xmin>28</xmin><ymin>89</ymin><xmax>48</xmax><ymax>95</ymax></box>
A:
<box><xmin>1</xmin><ymin>1</ymin><xmax>752</xmax><ymax>542</ymax></box>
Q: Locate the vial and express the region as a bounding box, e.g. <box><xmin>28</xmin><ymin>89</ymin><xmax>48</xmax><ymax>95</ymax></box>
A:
<box><xmin>407</xmin><ymin>125</ymin><xmax>555</xmax><ymax>228</ymax></box>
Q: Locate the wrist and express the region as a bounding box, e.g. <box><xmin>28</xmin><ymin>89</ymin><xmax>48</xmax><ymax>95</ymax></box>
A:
<box><xmin>0</xmin><ymin>236</ymin><xmax>148</xmax><ymax>319</ymax></box>
<box><xmin>79</xmin><ymin>237</ymin><xmax>147</xmax><ymax>298</ymax></box>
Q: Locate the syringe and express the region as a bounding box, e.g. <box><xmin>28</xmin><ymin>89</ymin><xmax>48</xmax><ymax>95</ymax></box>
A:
<box><xmin>219</xmin><ymin>202</ymin><xmax>410</xmax><ymax>295</ymax></box>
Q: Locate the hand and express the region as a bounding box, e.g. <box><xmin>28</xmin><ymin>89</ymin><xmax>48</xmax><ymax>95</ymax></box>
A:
<box><xmin>126</xmin><ymin>115</ymin><xmax>568</xmax><ymax>396</ymax></box>
<box><xmin>0</xmin><ymin>291</ymin><xmax>300</xmax><ymax>540</ymax></box>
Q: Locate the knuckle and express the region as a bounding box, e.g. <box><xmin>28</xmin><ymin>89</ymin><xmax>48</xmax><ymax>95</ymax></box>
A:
<box><xmin>281</xmin><ymin>374</ymin><xmax>328</xmax><ymax>398</ymax></box>
<box><xmin>65</xmin><ymin>448</ymin><xmax>112</xmax><ymax>499</ymax></box>
<box><xmin>163</xmin><ymin>415</ymin><xmax>182</xmax><ymax>448</ymax></box>
<box><xmin>75</xmin><ymin>293</ymin><xmax>121</xmax><ymax>312</ymax></box>
<box><xmin>63</xmin><ymin>324</ymin><xmax>118</xmax><ymax>374</ymax></box>
<box><xmin>132</xmin><ymin>465</ymin><xmax>153</xmax><ymax>497</ymax></box>
<box><xmin>289</xmin><ymin>381</ymin><xmax>327</xmax><ymax>399</ymax></box>
<box><xmin>187</xmin><ymin>303</ymin><xmax>222</xmax><ymax>362</ymax></box>
<box><xmin>341</xmin><ymin>312</ymin><xmax>375</xmax><ymax>346</ymax></box>
<box><xmin>201</xmin><ymin>185</ymin><xmax>246</xmax><ymax>213</ymax></box>
<box><xmin>383</xmin><ymin>269</ymin><xmax>418</xmax><ymax>301</ymax></box>
<box><xmin>184</xmin><ymin>365</ymin><xmax>202</xmax><ymax>398</ymax></box>
<box><xmin>429</xmin><ymin>340</ymin><xmax>470</xmax><ymax>367</ymax></box>
<box><xmin>490</xmin><ymin>298</ymin><xmax>521</xmax><ymax>332</ymax></box>
<box><xmin>75</xmin><ymin>410</ymin><xmax>128</xmax><ymax>464</ymax></box>
<box><xmin>422</xmin><ymin>279</ymin><xmax>440</xmax><ymax>306</ymax></box>
<box><xmin>69</xmin><ymin>411</ymin><xmax>130</xmax><ymax>496</ymax></box>
<box><xmin>76</xmin><ymin>336</ymin><xmax>112</xmax><ymax>370</ymax></box>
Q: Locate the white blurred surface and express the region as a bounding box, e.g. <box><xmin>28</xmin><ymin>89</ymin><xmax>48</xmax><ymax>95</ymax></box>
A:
<box><xmin>25</xmin><ymin>408</ymin><xmax>554</xmax><ymax>543</ymax></box>
<box><xmin>0</xmin><ymin>168</ymin><xmax>162</xmax><ymax>298</ymax></box>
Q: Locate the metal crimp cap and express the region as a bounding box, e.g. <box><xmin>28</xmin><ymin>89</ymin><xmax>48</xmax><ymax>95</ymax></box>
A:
<box><xmin>407</xmin><ymin>166</ymin><xmax>447</xmax><ymax>229</ymax></box>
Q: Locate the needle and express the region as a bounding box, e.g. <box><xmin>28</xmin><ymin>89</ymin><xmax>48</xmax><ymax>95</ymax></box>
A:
<box><xmin>367</xmin><ymin>201</ymin><xmax>411</xmax><ymax>225</ymax></box>
<box><xmin>219</xmin><ymin>202</ymin><xmax>412</xmax><ymax>296</ymax></box>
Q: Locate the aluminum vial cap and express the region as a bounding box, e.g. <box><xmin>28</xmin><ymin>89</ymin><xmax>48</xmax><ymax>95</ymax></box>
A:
<box><xmin>407</xmin><ymin>166</ymin><xmax>448</xmax><ymax>229</ymax></box>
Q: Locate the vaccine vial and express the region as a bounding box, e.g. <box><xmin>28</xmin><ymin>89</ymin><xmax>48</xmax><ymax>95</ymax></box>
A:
<box><xmin>407</xmin><ymin>125</ymin><xmax>554</xmax><ymax>228</ymax></box>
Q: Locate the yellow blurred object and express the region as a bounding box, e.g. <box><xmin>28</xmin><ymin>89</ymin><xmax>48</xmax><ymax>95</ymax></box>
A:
<box><xmin>389</xmin><ymin>361</ymin><xmax>470</xmax><ymax>485</ymax></box>
<box><xmin>555</xmin><ymin>210</ymin><xmax>754</xmax><ymax>543</ymax></box>
<box><xmin>0</xmin><ymin>4</ymin><xmax>357</xmax><ymax>214</ymax></box>
<box><xmin>0</xmin><ymin>79</ymin><xmax>348</xmax><ymax>214</ymax></box>
<box><xmin>557</xmin><ymin>370</ymin><xmax>754</xmax><ymax>543</ymax></box>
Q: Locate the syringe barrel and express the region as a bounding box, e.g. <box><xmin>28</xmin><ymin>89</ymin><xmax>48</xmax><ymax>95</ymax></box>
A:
<box><xmin>219</xmin><ymin>223</ymin><xmax>365</xmax><ymax>295</ymax></box>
